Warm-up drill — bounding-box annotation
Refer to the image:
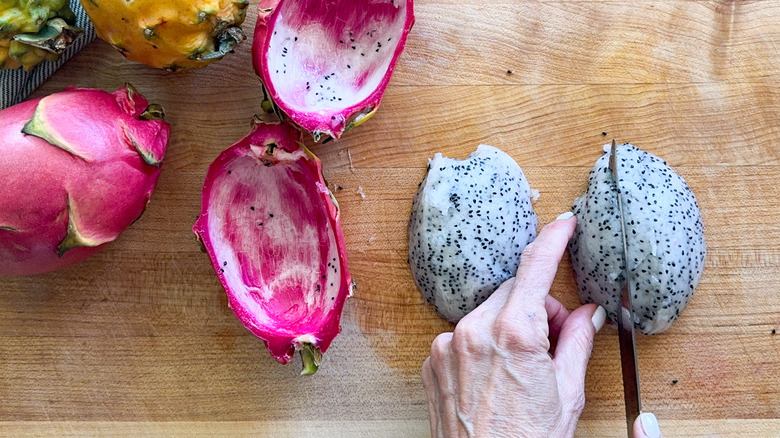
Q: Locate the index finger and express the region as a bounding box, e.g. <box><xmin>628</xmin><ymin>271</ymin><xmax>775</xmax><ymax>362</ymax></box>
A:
<box><xmin>503</xmin><ymin>213</ymin><xmax>577</xmax><ymax>313</ymax></box>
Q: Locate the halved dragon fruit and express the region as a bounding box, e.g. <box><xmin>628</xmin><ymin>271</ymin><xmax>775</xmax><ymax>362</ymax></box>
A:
<box><xmin>193</xmin><ymin>121</ymin><xmax>354</xmax><ymax>375</ymax></box>
<box><xmin>252</xmin><ymin>0</ymin><xmax>415</xmax><ymax>141</ymax></box>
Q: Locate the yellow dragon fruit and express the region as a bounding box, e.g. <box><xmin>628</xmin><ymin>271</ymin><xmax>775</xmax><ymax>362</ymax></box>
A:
<box><xmin>79</xmin><ymin>0</ymin><xmax>248</xmax><ymax>70</ymax></box>
<box><xmin>0</xmin><ymin>0</ymin><xmax>82</xmax><ymax>70</ymax></box>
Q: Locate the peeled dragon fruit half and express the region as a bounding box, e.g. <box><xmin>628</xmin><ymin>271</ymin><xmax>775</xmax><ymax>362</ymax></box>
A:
<box><xmin>568</xmin><ymin>143</ymin><xmax>706</xmax><ymax>335</ymax></box>
<box><xmin>193</xmin><ymin>121</ymin><xmax>354</xmax><ymax>375</ymax></box>
<box><xmin>252</xmin><ymin>0</ymin><xmax>415</xmax><ymax>141</ymax></box>
<box><xmin>0</xmin><ymin>85</ymin><xmax>169</xmax><ymax>276</ymax></box>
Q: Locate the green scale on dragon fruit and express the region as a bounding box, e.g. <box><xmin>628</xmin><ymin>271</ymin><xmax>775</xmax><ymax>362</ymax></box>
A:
<box><xmin>408</xmin><ymin>145</ymin><xmax>538</xmax><ymax>323</ymax></box>
<box><xmin>568</xmin><ymin>143</ymin><xmax>706</xmax><ymax>335</ymax></box>
<box><xmin>252</xmin><ymin>0</ymin><xmax>415</xmax><ymax>141</ymax></box>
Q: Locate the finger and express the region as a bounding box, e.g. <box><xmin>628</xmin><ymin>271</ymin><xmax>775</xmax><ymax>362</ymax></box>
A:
<box><xmin>459</xmin><ymin>277</ymin><xmax>515</xmax><ymax>324</ymax></box>
<box><xmin>505</xmin><ymin>214</ymin><xmax>577</xmax><ymax>314</ymax></box>
<box><xmin>634</xmin><ymin>412</ymin><xmax>663</xmax><ymax>438</ymax></box>
<box><xmin>545</xmin><ymin>294</ymin><xmax>570</xmax><ymax>342</ymax></box>
<box><xmin>474</xmin><ymin>280</ymin><xmax>570</xmax><ymax>350</ymax></box>
<box><xmin>422</xmin><ymin>357</ymin><xmax>442</xmax><ymax>437</ymax></box>
<box><xmin>553</xmin><ymin>304</ymin><xmax>604</xmax><ymax>386</ymax></box>
<box><xmin>428</xmin><ymin>333</ymin><xmax>460</xmax><ymax>437</ymax></box>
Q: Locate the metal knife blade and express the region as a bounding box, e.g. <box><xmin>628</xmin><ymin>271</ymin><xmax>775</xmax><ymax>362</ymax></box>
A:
<box><xmin>609</xmin><ymin>140</ymin><xmax>643</xmax><ymax>438</ymax></box>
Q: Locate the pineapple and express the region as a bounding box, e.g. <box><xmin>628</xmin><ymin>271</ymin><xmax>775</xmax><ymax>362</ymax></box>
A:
<box><xmin>0</xmin><ymin>0</ymin><xmax>82</xmax><ymax>71</ymax></box>
<box><xmin>79</xmin><ymin>0</ymin><xmax>248</xmax><ymax>71</ymax></box>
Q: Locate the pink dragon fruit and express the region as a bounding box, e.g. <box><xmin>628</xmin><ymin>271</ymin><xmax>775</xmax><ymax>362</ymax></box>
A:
<box><xmin>193</xmin><ymin>120</ymin><xmax>354</xmax><ymax>375</ymax></box>
<box><xmin>252</xmin><ymin>0</ymin><xmax>415</xmax><ymax>141</ymax></box>
<box><xmin>0</xmin><ymin>85</ymin><xmax>169</xmax><ymax>276</ymax></box>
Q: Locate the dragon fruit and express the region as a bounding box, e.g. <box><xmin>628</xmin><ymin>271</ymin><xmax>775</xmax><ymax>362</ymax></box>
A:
<box><xmin>193</xmin><ymin>120</ymin><xmax>354</xmax><ymax>375</ymax></box>
<box><xmin>0</xmin><ymin>0</ymin><xmax>82</xmax><ymax>71</ymax></box>
<box><xmin>252</xmin><ymin>0</ymin><xmax>415</xmax><ymax>141</ymax></box>
<box><xmin>568</xmin><ymin>143</ymin><xmax>706</xmax><ymax>335</ymax></box>
<box><xmin>80</xmin><ymin>0</ymin><xmax>248</xmax><ymax>70</ymax></box>
<box><xmin>408</xmin><ymin>145</ymin><xmax>538</xmax><ymax>323</ymax></box>
<box><xmin>0</xmin><ymin>85</ymin><xmax>169</xmax><ymax>276</ymax></box>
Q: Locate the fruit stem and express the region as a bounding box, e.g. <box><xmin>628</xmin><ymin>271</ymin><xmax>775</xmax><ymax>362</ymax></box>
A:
<box><xmin>140</xmin><ymin>104</ymin><xmax>166</xmax><ymax>121</ymax></box>
<box><xmin>300</xmin><ymin>344</ymin><xmax>322</xmax><ymax>376</ymax></box>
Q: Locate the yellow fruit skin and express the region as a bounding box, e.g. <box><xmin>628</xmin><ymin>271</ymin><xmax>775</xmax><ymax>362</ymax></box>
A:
<box><xmin>80</xmin><ymin>0</ymin><xmax>248</xmax><ymax>70</ymax></box>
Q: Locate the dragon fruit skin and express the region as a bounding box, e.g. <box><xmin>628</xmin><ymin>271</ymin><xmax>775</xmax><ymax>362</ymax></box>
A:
<box><xmin>0</xmin><ymin>85</ymin><xmax>169</xmax><ymax>276</ymax></box>
<box><xmin>568</xmin><ymin>143</ymin><xmax>706</xmax><ymax>335</ymax></box>
<box><xmin>193</xmin><ymin>121</ymin><xmax>355</xmax><ymax>374</ymax></box>
<box><xmin>252</xmin><ymin>0</ymin><xmax>415</xmax><ymax>141</ymax></box>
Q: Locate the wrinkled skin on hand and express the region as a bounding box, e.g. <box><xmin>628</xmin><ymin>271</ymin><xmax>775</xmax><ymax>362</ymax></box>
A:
<box><xmin>422</xmin><ymin>216</ymin><xmax>603</xmax><ymax>438</ymax></box>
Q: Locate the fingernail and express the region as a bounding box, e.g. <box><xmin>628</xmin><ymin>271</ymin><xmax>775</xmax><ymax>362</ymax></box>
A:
<box><xmin>556</xmin><ymin>211</ymin><xmax>574</xmax><ymax>221</ymax></box>
<box><xmin>640</xmin><ymin>412</ymin><xmax>661</xmax><ymax>438</ymax></box>
<box><xmin>591</xmin><ymin>306</ymin><xmax>606</xmax><ymax>332</ymax></box>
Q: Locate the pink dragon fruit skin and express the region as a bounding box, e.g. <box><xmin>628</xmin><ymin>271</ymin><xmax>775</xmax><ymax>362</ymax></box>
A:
<box><xmin>193</xmin><ymin>121</ymin><xmax>355</xmax><ymax>375</ymax></box>
<box><xmin>252</xmin><ymin>0</ymin><xmax>415</xmax><ymax>141</ymax></box>
<box><xmin>0</xmin><ymin>85</ymin><xmax>169</xmax><ymax>276</ymax></box>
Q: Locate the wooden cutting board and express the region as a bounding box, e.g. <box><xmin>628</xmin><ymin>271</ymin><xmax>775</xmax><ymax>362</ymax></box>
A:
<box><xmin>1</xmin><ymin>1</ymin><xmax>779</xmax><ymax>436</ymax></box>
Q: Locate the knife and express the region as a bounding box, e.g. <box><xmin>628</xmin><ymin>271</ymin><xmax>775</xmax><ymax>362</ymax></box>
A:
<box><xmin>609</xmin><ymin>140</ymin><xmax>643</xmax><ymax>438</ymax></box>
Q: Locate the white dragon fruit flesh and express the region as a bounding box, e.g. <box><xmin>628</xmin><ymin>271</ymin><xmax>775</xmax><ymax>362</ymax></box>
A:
<box><xmin>193</xmin><ymin>121</ymin><xmax>355</xmax><ymax>375</ymax></box>
<box><xmin>408</xmin><ymin>145</ymin><xmax>538</xmax><ymax>323</ymax></box>
<box><xmin>568</xmin><ymin>143</ymin><xmax>706</xmax><ymax>335</ymax></box>
<box><xmin>252</xmin><ymin>0</ymin><xmax>415</xmax><ymax>141</ymax></box>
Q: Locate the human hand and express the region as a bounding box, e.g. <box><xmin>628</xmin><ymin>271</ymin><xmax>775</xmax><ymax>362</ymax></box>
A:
<box><xmin>422</xmin><ymin>213</ymin><xmax>607</xmax><ymax>438</ymax></box>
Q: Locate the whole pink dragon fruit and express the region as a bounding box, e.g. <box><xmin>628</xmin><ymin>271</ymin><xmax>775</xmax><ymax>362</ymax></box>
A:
<box><xmin>0</xmin><ymin>85</ymin><xmax>169</xmax><ymax>276</ymax></box>
<box><xmin>193</xmin><ymin>121</ymin><xmax>354</xmax><ymax>375</ymax></box>
<box><xmin>252</xmin><ymin>0</ymin><xmax>415</xmax><ymax>141</ymax></box>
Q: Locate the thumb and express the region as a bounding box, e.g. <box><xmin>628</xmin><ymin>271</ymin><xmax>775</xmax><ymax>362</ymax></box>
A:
<box><xmin>553</xmin><ymin>304</ymin><xmax>605</xmax><ymax>384</ymax></box>
<box><xmin>634</xmin><ymin>412</ymin><xmax>663</xmax><ymax>438</ymax></box>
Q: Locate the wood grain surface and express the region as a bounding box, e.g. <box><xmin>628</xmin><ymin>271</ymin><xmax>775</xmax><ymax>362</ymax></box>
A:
<box><xmin>2</xmin><ymin>0</ymin><xmax>779</xmax><ymax>436</ymax></box>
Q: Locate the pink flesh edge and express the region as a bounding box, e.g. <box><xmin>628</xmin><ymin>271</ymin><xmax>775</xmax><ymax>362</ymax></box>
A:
<box><xmin>253</xmin><ymin>0</ymin><xmax>415</xmax><ymax>139</ymax></box>
<box><xmin>193</xmin><ymin>122</ymin><xmax>353</xmax><ymax>364</ymax></box>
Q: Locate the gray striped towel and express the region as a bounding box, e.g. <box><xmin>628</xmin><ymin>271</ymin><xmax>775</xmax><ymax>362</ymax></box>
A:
<box><xmin>0</xmin><ymin>0</ymin><xmax>96</xmax><ymax>110</ymax></box>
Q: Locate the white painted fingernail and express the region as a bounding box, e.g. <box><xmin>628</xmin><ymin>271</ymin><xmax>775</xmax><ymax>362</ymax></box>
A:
<box><xmin>591</xmin><ymin>306</ymin><xmax>606</xmax><ymax>332</ymax></box>
<box><xmin>640</xmin><ymin>412</ymin><xmax>661</xmax><ymax>438</ymax></box>
<box><xmin>556</xmin><ymin>211</ymin><xmax>574</xmax><ymax>221</ymax></box>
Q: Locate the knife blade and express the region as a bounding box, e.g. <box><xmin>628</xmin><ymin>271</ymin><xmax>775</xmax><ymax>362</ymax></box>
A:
<box><xmin>609</xmin><ymin>140</ymin><xmax>643</xmax><ymax>438</ymax></box>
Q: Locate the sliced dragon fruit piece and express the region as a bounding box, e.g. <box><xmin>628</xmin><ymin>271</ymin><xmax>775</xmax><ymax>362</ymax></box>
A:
<box><xmin>193</xmin><ymin>121</ymin><xmax>355</xmax><ymax>374</ymax></box>
<box><xmin>252</xmin><ymin>0</ymin><xmax>415</xmax><ymax>141</ymax></box>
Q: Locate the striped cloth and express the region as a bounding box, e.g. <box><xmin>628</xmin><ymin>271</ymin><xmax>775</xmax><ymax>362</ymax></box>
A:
<box><xmin>0</xmin><ymin>0</ymin><xmax>96</xmax><ymax>110</ymax></box>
